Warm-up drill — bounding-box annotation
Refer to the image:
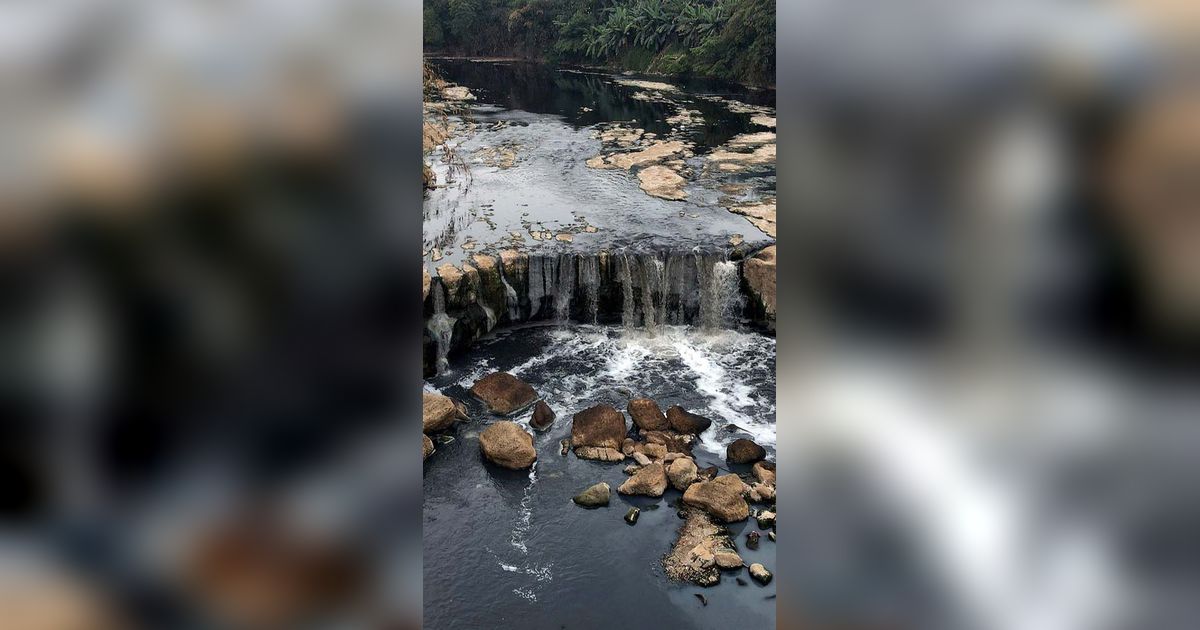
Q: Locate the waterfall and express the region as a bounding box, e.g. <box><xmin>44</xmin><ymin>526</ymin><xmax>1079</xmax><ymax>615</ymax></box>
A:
<box><xmin>700</xmin><ymin>257</ymin><xmax>743</xmax><ymax>329</ymax></box>
<box><xmin>554</xmin><ymin>254</ymin><xmax>575</xmax><ymax>322</ymax></box>
<box><xmin>620</xmin><ymin>253</ymin><xmax>636</xmax><ymax>327</ymax></box>
<box><xmin>428</xmin><ymin>282</ymin><xmax>456</xmax><ymax>374</ymax></box>
<box><xmin>499</xmin><ymin>265</ymin><xmax>520</xmax><ymax>321</ymax></box>
<box><xmin>579</xmin><ymin>255</ymin><xmax>599</xmax><ymax>324</ymax></box>
<box><xmin>640</xmin><ymin>257</ymin><xmax>663</xmax><ymax>329</ymax></box>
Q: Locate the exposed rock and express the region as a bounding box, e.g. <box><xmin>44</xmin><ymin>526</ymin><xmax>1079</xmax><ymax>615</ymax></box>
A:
<box><xmin>623</xmin><ymin>464</ymin><xmax>643</xmax><ymax>475</ymax></box>
<box><xmin>631</xmin><ymin>452</ymin><xmax>652</xmax><ymax>466</ymax></box>
<box><xmin>696</xmin><ymin>466</ymin><xmax>719</xmax><ymax>482</ymax></box>
<box><xmin>572</xmin><ymin>482</ymin><xmax>611</xmax><ymax>507</ymax></box>
<box><xmin>441</xmin><ymin>85</ymin><xmax>475</xmax><ymax>101</ymax></box>
<box><xmin>667</xmin><ymin>457</ymin><xmax>699</xmax><ymax>491</ymax></box>
<box><xmin>423</xmin><ymin>434</ymin><xmax>434</xmax><ymax>460</ymax></box>
<box><xmin>749</xmin><ymin>482</ymin><xmax>776</xmax><ymax>503</ymax></box>
<box><xmin>478</xmin><ymin>421</ymin><xmax>537</xmax><ymax>470</ymax></box>
<box><xmin>643</xmin><ymin>430</ymin><xmax>695</xmax><ymax>455</ymax></box>
<box><xmin>749</xmin><ymin>563</ymin><xmax>773</xmax><ymax>585</ymax></box>
<box><xmin>422</xmin><ymin>266</ymin><xmax>431</xmax><ymax>301</ymax></box>
<box><xmin>743</xmin><ymin>246</ymin><xmax>776</xmax><ymax>327</ymax></box>
<box><xmin>592</xmin><ymin>140</ymin><xmax>688</xmax><ymax>170</ymax></box>
<box><xmin>622</xmin><ymin>438</ymin><xmax>637</xmax><ymax>456</ymax></box>
<box><xmin>423</xmin><ymin>392</ymin><xmax>459</xmax><ymax>433</ymax></box>
<box><xmin>682</xmin><ymin>475</ymin><xmax>750</xmax><ymax>522</ymax></box>
<box><xmin>574</xmin><ymin>446</ymin><xmax>625</xmax><ymax>462</ymax></box>
<box><xmin>530</xmin><ymin>400</ymin><xmax>556</xmax><ymax>432</ymax></box>
<box><xmin>726</xmin><ymin>438</ymin><xmax>767</xmax><ymax>464</ymax></box>
<box><xmin>752</xmin><ymin>461</ymin><xmax>776</xmax><ymax>486</ymax></box>
<box><xmin>666</xmin><ymin>406</ymin><xmax>713</xmax><ymax>435</ymax></box>
<box><xmin>470</xmin><ymin>372</ymin><xmax>539</xmax><ymax>416</ymax></box>
<box><xmin>625</xmin><ymin>507</ymin><xmax>640</xmax><ymax>525</ymax></box>
<box><xmin>746</xmin><ymin>531</ymin><xmax>761</xmax><ymax>550</ymax></box>
<box><xmin>729</xmin><ymin>200</ymin><xmax>776</xmax><ymax>238</ymax></box>
<box><xmin>768</xmin><ymin>531</ymin><xmax>776</xmax><ymax>542</ymax></box>
<box><xmin>628</xmin><ymin>398</ymin><xmax>669</xmax><ymax>431</ymax></box>
<box><xmin>714</xmin><ymin>550</ymin><xmax>744</xmax><ymax>570</ymax></box>
<box><xmin>757</xmin><ymin>510</ymin><xmax>776</xmax><ymax>529</ymax></box>
<box><xmin>750</xmin><ymin>115</ymin><xmax>776</xmax><ymax>128</ymax></box>
<box><xmin>571</xmin><ymin>404</ymin><xmax>628</xmax><ymax>457</ymax></box>
<box><xmin>637</xmin><ymin>165</ymin><xmax>688</xmax><ymax>200</ymax></box>
<box><xmin>663</xmin><ymin>510</ymin><xmax>732</xmax><ymax>587</ymax></box>
<box><xmin>559</xmin><ymin>439</ymin><xmax>571</xmax><ymax>456</ymax></box>
<box><xmin>618</xmin><ymin>463</ymin><xmax>668</xmax><ymax>497</ymax></box>
<box><xmin>643</xmin><ymin>443</ymin><xmax>668</xmax><ymax>460</ymax></box>
<box><xmin>614</xmin><ymin>79</ymin><xmax>678</xmax><ymax>92</ymax></box>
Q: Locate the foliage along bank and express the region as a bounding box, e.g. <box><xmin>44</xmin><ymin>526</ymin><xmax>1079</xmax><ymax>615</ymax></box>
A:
<box><xmin>423</xmin><ymin>0</ymin><xmax>775</xmax><ymax>87</ymax></box>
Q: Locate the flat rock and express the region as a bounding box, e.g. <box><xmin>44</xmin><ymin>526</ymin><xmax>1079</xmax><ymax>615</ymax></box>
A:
<box><xmin>470</xmin><ymin>372</ymin><xmax>539</xmax><ymax>416</ymax></box>
<box><xmin>478</xmin><ymin>421</ymin><xmax>537</xmax><ymax>469</ymax></box>
<box><xmin>682</xmin><ymin>475</ymin><xmax>750</xmax><ymax>522</ymax></box>
<box><xmin>571</xmin><ymin>404</ymin><xmax>628</xmax><ymax>453</ymax></box>
<box><xmin>618</xmin><ymin>463</ymin><xmax>668</xmax><ymax>497</ymax></box>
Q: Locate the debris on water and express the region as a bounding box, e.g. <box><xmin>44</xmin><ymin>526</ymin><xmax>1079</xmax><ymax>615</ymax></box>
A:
<box><xmin>625</xmin><ymin>507</ymin><xmax>640</xmax><ymax>525</ymax></box>
<box><xmin>695</xmin><ymin>594</ymin><xmax>708</xmax><ymax>606</ymax></box>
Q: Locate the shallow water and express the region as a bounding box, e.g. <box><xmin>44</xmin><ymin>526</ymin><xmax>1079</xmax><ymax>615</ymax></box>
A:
<box><xmin>424</xmin><ymin>324</ymin><xmax>776</xmax><ymax>629</ymax></box>
<box><xmin>423</xmin><ymin>59</ymin><xmax>776</xmax><ymax>266</ymax></box>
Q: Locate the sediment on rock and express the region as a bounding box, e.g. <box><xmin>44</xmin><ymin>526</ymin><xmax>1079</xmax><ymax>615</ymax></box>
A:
<box><xmin>663</xmin><ymin>510</ymin><xmax>737</xmax><ymax>587</ymax></box>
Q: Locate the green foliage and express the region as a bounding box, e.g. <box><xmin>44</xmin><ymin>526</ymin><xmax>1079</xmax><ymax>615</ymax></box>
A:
<box><xmin>423</xmin><ymin>0</ymin><xmax>775</xmax><ymax>86</ymax></box>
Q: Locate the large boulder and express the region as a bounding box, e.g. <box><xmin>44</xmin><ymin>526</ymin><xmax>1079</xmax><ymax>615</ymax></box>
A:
<box><xmin>667</xmin><ymin>457</ymin><xmax>698</xmax><ymax>491</ymax></box>
<box><xmin>470</xmin><ymin>372</ymin><xmax>539</xmax><ymax>416</ymax></box>
<box><xmin>682</xmin><ymin>475</ymin><xmax>750</xmax><ymax>522</ymax></box>
<box><xmin>573</xmin><ymin>482</ymin><xmax>611</xmax><ymax>507</ymax></box>
<box><xmin>743</xmin><ymin>245</ymin><xmax>776</xmax><ymax>328</ymax></box>
<box><xmin>530</xmin><ymin>400</ymin><xmax>556</xmax><ymax>432</ymax></box>
<box><xmin>423</xmin><ymin>392</ymin><xmax>459</xmax><ymax>433</ymax></box>
<box><xmin>643</xmin><ymin>430</ymin><xmax>694</xmax><ymax>455</ymax></box>
<box><xmin>571</xmin><ymin>404</ymin><xmax>628</xmax><ymax>460</ymax></box>
<box><xmin>618</xmin><ymin>463</ymin><xmax>668</xmax><ymax>497</ymax></box>
<box><xmin>726</xmin><ymin>438</ymin><xmax>767</xmax><ymax>464</ymax></box>
<box><xmin>627</xmin><ymin>398</ymin><xmax>669</xmax><ymax>431</ymax></box>
<box><xmin>478</xmin><ymin>421</ymin><xmax>537</xmax><ymax>469</ymax></box>
<box><xmin>666</xmin><ymin>406</ymin><xmax>713</xmax><ymax>435</ymax></box>
<box><xmin>422</xmin><ymin>434</ymin><xmax>434</xmax><ymax>460</ymax></box>
<box><xmin>749</xmin><ymin>563</ymin><xmax>773</xmax><ymax>585</ymax></box>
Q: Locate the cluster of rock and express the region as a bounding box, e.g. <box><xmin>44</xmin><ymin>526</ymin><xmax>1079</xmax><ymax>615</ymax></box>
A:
<box><xmin>425</xmin><ymin>371</ymin><xmax>777</xmax><ymax>589</ymax></box>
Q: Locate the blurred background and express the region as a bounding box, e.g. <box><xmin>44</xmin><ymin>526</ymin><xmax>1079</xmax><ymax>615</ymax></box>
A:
<box><xmin>1</xmin><ymin>0</ymin><xmax>424</xmax><ymax>628</ymax></box>
<box><xmin>3</xmin><ymin>0</ymin><xmax>1200</xmax><ymax>629</ymax></box>
<box><xmin>777</xmin><ymin>1</ymin><xmax>1200</xmax><ymax>629</ymax></box>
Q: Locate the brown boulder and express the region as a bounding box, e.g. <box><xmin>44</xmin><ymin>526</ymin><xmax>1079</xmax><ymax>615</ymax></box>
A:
<box><xmin>574</xmin><ymin>446</ymin><xmax>624</xmax><ymax>462</ymax></box>
<box><xmin>423</xmin><ymin>434</ymin><xmax>434</xmax><ymax>460</ymax></box>
<box><xmin>618</xmin><ymin>463</ymin><xmax>668</xmax><ymax>497</ymax></box>
<box><xmin>667</xmin><ymin>457</ymin><xmax>699</xmax><ymax>491</ymax></box>
<box><xmin>666</xmin><ymin>406</ymin><xmax>712</xmax><ymax>434</ymax></box>
<box><xmin>571</xmin><ymin>404</ymin><xmax>628</xmax><ymax>451</ymax></box>
<box><xmin>743</xmin><ymin>245</ymin><xmax>776</xmax><ymax>326</ymax></box>
<box><xmin>469</xmin><ymin>372</ymin><xmax>539</xmax><ymax>416</ymax></box>
<box><xmin>423</xmin><ymin>392</ymin><xmax>459</xmax><ymax>433</ymax></box>
<box><xmin>627</xmin><ymin>398</ymin><xmax>668</xmax><ymax>431</ymax></box>
<box><xmin>643</xmin><ymin>430</ymin><xmax>694</xmax><ymax>455</ymax></box>
<box><xmin>726</xmin><ymin>438</ymin><xmax>766</xmax><ymax>464</ymax></box>
<box><xmin>752</xmin><ymin>461</ymin><xmax>776</xmax><ymax>486</ymax></box>
<box><xmin>478</xmin><ymin>421</ymin><xmax>537</xmax><ymax>469</ymax></box>
<box><xmin>530</xmin><ymin>400</ymin><xmax>556</xmax><ymax>432</ymax></box>
<box><xmin>682</xmin><ymin>475</ymin><xmax>750</xmax><ymax>522</ymax></box>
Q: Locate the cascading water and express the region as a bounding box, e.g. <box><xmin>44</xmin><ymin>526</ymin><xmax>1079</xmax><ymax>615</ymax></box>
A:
<box><xmin>499</xmin><ymin>265</ymin><xmax>520</xmax><ymax>321</ymax></box>
<box><xmin>428</xmin><ymin>282</ymin><xmax>456</xmax><ymax>374</ymax></box>
<box><xmin>701</xmin><ymin>259</ymin><xmax>743</xmax><ymax>329</ymax></box>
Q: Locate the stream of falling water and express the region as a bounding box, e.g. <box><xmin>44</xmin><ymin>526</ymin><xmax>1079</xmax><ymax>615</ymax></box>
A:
<box><xmin>428</xmin><ymin>283</ymin><xmax>455</xmax><ymax>373</ymax></box>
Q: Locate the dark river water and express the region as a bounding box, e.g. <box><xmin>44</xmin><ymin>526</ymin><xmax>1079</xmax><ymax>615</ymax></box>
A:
<box><xmin>424</xmin><ymin>325</ymin><xmax>777</xmax><ymax>629</ymax></box>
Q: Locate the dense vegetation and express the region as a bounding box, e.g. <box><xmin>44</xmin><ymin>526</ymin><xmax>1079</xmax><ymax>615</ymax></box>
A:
<box><xmin>424</xmin><ymin>0</ymin><xmax>775</xmax><ymax>86</ymax></box>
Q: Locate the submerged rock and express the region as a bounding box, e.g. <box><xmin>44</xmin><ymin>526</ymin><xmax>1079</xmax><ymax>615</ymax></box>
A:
<box><xmin>573</xmin><ymin>482</ymin><xmax>611</xmax><ymax>507</ymax></box>
<box><xmin>663</xmin><ymin>510</ymin><xmax>735</xmax><ymax>587</ymax></box>
<box><xmin>726</xmin><ymin>438</ymin><xmax>767</xmax><ymax>464</ymax></box>
<box><xmin>666</xmin><ymin>406</ymin><xmax>712</xmax><ymax>435</ymax></box>
<box><xmin>624</xmin><ymin>507</ymin><xmax>640</xmax><ymax>525</ymax></box>
<box><xmin>637</xmin><ymin>165</ymin><xmax>688</xmax><ymax>200</ymax></box>
<box><xmin>530</xmin><ymin>400</ymin><xmax>556</xmax><ymax>432</ymax></box>
<box><xmin>478</xmin><ymin>421</ymin><xmax>537</xmax><ymax>469</ymax></box>
<box><xmin>423</xmin><ymin>391</ymin><xmax>460</xmax><ymax>434</ymax></box>
<box><xmin>682</xmin><ymin>475</ymin><xmax>750</xmax><ymax>522</ymax></box>
<box><xmin>749</xmin><ymin>563</ymin><xmax>773</xmax><ymax>585</ymax></box>
<box><xmin>618</xmin><ymin>463</ymin><xmax>668</xmax><ymax>497</ymax></box>
<box><xmin>571</xmin><ymin>404</ymin><xmax>628</xmax><ymax>460</ymax></box>
<box><xmin>470</xmin><ymin>372</ymin><xmax>539</xmax><ymax>416</ymax></box>
<box><xmin>667</xmin><ymin>457</ymin><xmax>699</xmax><ymax>491</ymax></box>
<box><xmin>628</xmin><ymin>398</ymin><xmax>669</xmax><ymax>431</ymax></box>
<box><xmin>423</xmin><ymin>434</ymin><xmax>434</xmax><ymax>460</ymax></box>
